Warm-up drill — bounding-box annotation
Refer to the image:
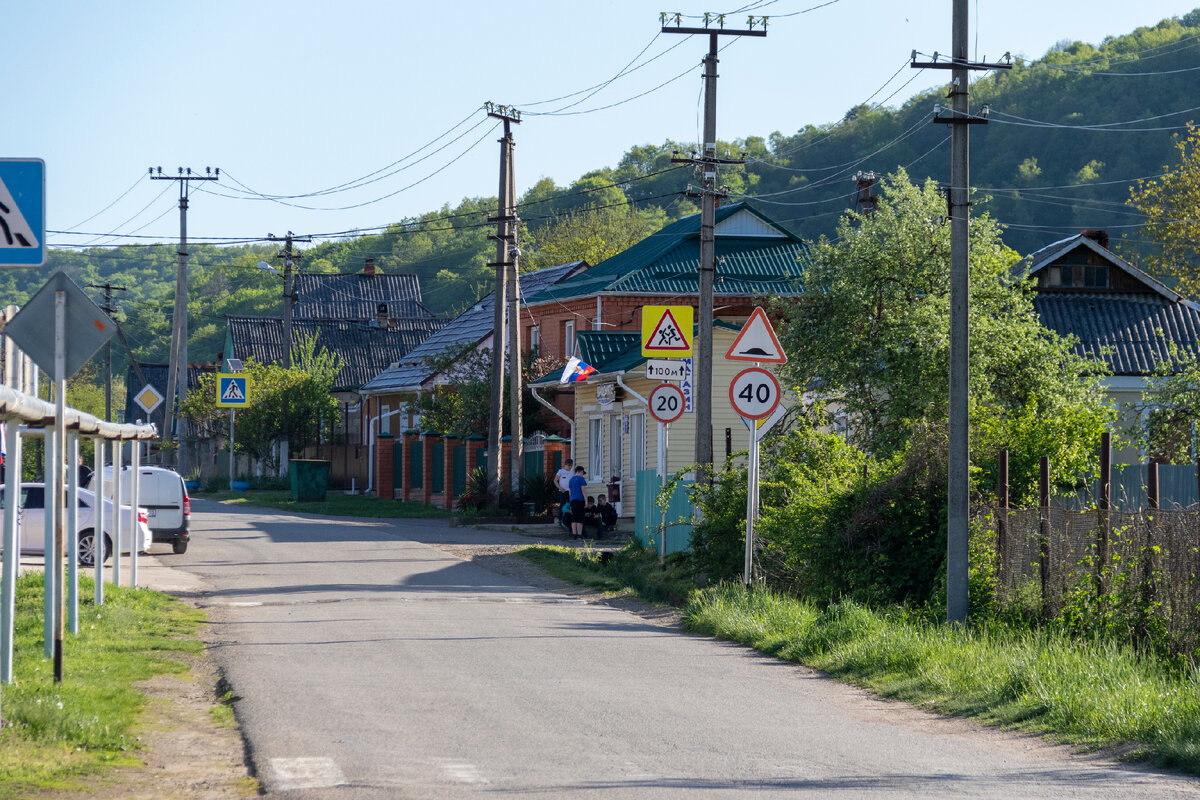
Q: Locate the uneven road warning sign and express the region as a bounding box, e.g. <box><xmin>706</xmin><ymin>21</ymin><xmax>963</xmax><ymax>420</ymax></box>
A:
<box><xmin>726</xmin><ymin>306</ymin><xmax>786</xmax><ymax>364</ymax></box>
<box><xmin>0</xmin><ymin>159</ymin><xmax>45</xmax><ymax>267</ymax></box>
<box><xmin>217</xmin><ymin>374</ymin><xmax>250</xmax><ymax>407</ymax></box>
<box><xmin>642</xmin><ymin>305</ymin><xmax>694</xmax><ymax>357</ymax></box>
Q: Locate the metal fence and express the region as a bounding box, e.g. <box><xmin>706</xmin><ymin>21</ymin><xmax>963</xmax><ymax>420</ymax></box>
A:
<box><xmin>979</xmin><ymin>504</ymin><xmax>1200</xmax><ymax>655</ymax></box>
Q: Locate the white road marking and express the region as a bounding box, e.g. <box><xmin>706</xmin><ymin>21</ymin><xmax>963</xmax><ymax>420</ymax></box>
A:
<box><xmin>443</xmin><ymin>762</ymin><xmax>488</xmax><ymax>784</ymax></box>
<box><xmin>269</xmin><ymin>757</ymin><xmax>346</xmax><ymax>791</ymax></box>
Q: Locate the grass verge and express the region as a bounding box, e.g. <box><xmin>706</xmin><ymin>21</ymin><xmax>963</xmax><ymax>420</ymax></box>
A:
<box><xmin>519</xmin><ymin>543</ymin><xmax>1200</xmax><ymax>775</ymax></box>
<box><xmin>0</xmin><ymin>573</ymin><xmax>205</xmax><ymax>798</ymax></box>
<box><xmin>200</xmin><ymin>489</ymin><xmax>453</xmax><ymax>518</ymax></box>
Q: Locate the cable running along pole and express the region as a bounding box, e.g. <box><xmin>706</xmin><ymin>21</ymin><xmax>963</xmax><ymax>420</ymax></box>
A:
<box><xmin>150</xmin><ymin>167</ymin><xmax>219</xmax><ymax>471</ymax></box>
<box><xmin>485</xmin><ymin>103</ymin><xmax>521</xmax><ymax>503</ymax></box>
<box><xmin>662</xmin><ymin>13</ymin><xmax>766</xmax><ymax>485</ymax></box>
<box><xmin>912</xmin><ymin>3</ymin><xmax>1010</xmax><ymax>624</ymax></box>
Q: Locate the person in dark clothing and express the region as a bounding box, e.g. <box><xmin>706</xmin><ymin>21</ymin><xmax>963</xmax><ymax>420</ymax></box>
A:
<box><xmin>77</xmin><ymin>456</ymin><xmax>94</xmax><ymax>487</ymax></box>
<box><xmin>582</xmin><ymin>496</ymin><xmax>599</xmax><ymax>538</ymax></box>
<box><xmin>567</xmin><ymin>466</ymin><xmax>587</xmax><ymax>539</ymax></box>
<box><xmin>596</xmin><ymin>495</ymin><xmax>618</xmax><ymax>535</ymax></box>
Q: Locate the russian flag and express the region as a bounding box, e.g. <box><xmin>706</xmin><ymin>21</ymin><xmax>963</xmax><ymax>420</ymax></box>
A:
<box><xmin>560</xmin><ymin>355</ymin><xmax>596</xmax><ymax>384</ymax></box>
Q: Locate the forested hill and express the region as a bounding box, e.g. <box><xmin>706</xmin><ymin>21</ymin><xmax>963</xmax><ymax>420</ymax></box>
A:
<box><xmin>8</xmin><ymin>8</ymin><xmax>1200</xmax><ymax>377</ymax></box>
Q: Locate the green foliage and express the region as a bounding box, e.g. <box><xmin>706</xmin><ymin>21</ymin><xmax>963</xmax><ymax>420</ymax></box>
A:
<box><xmin>1126</xmin><ymin>123</ymin><xmax>1200</xmax><ymax>294</ymax></box>
<box><xmin>177</xmin><ymin>332</ymin><xmax>341</xmax><ymax>469</ymax></box>
<box><xmin>519</xmin><ymin>542</ymin><xmax>695</xmax><ymax>606</ymax></box>
<box><xmin>685</xmin><ymin>459</ymin><xmax>748</xmax><ymax>583</ymax></box>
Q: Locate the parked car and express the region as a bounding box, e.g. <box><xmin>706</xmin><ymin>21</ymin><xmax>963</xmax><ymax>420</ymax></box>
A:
<box><xmin>0</xmin><ymin>483</ymin><xmax>152</xmax><ymax>567</ymax></box>
<box><xmin>89</xmin><ymin>465</ymin><xmax>190</xmax><ymax>554</ymax></box>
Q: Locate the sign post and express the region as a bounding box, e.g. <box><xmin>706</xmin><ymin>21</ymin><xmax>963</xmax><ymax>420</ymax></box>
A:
<box><xmin>648</xmin><ymin>382</ymin><xmax>685</xmax><ymax>565</ymax></box>
<box><xmin>726</xmin><ymin>307</ymin><xmax>788</xmax><ymax>587</ymax></box>
<box><xmin>217</xmin><ymin>374</ymin><xmax>250</xmax><ymax>490</ymax></box>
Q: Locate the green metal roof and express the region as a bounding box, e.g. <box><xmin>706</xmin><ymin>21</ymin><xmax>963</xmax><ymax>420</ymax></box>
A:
<box><xmin>529</xmin><ymin>321</ymin><xmax>741</xmax><ymax>386</ymax></box>
<box><xmin>524</xmin><ymin>201</ymin><xmax>807</xmax><ymax>305</ymax></box>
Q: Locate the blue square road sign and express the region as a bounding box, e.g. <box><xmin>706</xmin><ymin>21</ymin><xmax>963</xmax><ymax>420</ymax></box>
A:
<box><xmin>0</xmin><ymin>159</ymin><xmax>45</xmax><ymax>267</ymax></box>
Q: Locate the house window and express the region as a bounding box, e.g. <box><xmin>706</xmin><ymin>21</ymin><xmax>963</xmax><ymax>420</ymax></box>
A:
<box><xmin>588</xmin><ymin>417</ymin><xmax>603</xmax><ymax>481</ymax></box>
<box><xmin>381</xmin><ymin>404</ymin><xmax>391</xmax><ymax>436</ymax></box>
<box><xmin>564</xmin><ymin>320</ymin><xmax>575</xmax><ymax>358</ymax></box>
<box><xmin>609</xmin><ymin>415</ymin><xmax>623</xmax><ymax>485</ymax></box>
<box><xmin>529</xmin><ymin>325</ymin><xmax>540</xmax><ymax>356</ymax></box>
<box><xmin>1047</xmin><ymin>264</ymin><xmax>1108</xmax><ymax>289</ymax></box>
<box><xmin>629</xmin><ymin>413</ymin><xmax>646</xmax><ymax>474</ymax></box>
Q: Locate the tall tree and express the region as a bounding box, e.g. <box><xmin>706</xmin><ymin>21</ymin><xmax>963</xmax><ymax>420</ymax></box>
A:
<box><xmin>1126</xmin><ymin>123</ymin><xmax>1200</xmax><ymax>293</ymax></box>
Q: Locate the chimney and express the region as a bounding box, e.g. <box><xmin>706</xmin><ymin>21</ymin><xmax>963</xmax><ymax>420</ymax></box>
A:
<box><xmin>364</xmin><ymin>255</ymin><xmax>377</xmax><ymax>276</ymax></box>
<box><xmin>376</xmin><ymin>302</ymin><xmax>389</xmax><ymax>328</ymax></box>
<box><xmin>1080</xmin><ymin>229</ymin><xmax>1109</xmax><ymax>250</ymax></box>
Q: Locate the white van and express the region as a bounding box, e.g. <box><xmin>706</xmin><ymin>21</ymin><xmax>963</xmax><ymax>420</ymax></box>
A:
<box><xmin>89</xmin><ymin>465</ymin><xmax>191</xmax><ymax>554</ymax></box>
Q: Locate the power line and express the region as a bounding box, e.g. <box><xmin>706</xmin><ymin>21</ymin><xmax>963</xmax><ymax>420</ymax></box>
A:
<box><xmin>64</xmin><ymin>173</ymin><xmax>148</xmax><ymax>232</ymax></box>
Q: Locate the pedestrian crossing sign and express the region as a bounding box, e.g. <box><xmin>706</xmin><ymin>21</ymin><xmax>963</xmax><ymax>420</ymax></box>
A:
<box><xmin>217</xmin><ymin>374</ymin><xmax>249</xmax><ymax>407</ymax></box>
<box><xmin>0</xmin><ymin>159</ymin><xmax>45</xmax><ymax>267</ymax></box>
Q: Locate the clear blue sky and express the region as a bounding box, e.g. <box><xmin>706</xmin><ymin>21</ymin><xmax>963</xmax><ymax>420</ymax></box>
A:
<box><xmin>3</xmin><ymin>0</ymin><xmax>1196</xmax><ymax>248</ymax></box>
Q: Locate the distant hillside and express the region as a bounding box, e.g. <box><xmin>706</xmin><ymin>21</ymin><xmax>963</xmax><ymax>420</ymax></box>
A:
<box><xmin>12</xmin><ymin>8</ymin><xmax>1200</xmax><ymax>387</ymax></box>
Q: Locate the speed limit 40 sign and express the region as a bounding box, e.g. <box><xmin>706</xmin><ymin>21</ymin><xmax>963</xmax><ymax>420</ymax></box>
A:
<box><xmin>649</xmin><ymin>382</ymin><xmax>686</xmax><ymax>424</ymax></box>
<box><xmin>729</xmin><ymin>367</ymin><xmax>781</xmax><ymax>420</ymax></box>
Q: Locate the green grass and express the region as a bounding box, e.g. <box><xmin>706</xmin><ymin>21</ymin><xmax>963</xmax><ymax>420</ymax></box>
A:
<box><xmin>201</xmin><ymin>489</ymin><xmax>453</xmax><ymax>518</ymax></box>
<box><xmin>0</xmin><ymin>573</ymin><xmax>205</xmax><ymax>797</ymax></box>
<box><xmin>519</xmin><ymin>543</ymin><xmax>696</xmax><ymax>606</ymax></box>
<box><xmin>519</xmin><ymin>544</ymin><xmax>1200</xmax><ymax>775</ymax></box>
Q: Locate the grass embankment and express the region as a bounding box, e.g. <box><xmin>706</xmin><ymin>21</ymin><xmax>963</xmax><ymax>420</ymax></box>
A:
<box><xmin>201</xmin><ymin>489</ymin><xmax>453</xmax><ymax>518</ymax></box>
<box><xmin>0</xmin><ymin>573</ymin><xmax>205</xmax><ymax>798</ymax></box>
<box><xmin>519</xmin><ymin>544</ymin><xmax>1200</xmax><ymax>775</ymax></box>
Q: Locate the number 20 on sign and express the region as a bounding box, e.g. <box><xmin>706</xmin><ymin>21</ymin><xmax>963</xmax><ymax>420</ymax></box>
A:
<box><xmin>729</xmin><ymin>367</ymin><xmax>781</xmax><ymax>420</ymax></box>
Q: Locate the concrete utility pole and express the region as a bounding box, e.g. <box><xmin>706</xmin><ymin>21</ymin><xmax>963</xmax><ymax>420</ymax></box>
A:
<box><xmin>266</xmin><ymin>232</ymin><xmax>311</xmax><ymax>369</ymax></box>
<box><xmin>87</xmin><ymin>282</ymin><xmax>125</xmax><ymax>422</ymax></box>
<box><xmin>912</xmin><ymin>3</ymin><xmax>1010</xmax><ymax>624</ymax></box>
<box><xmin>663</xmin><ymin>13</ymin><xmax>765</xmax><ymax>482</ymax></box>
<box><xmin>485</xmin><ymin>102</ymin><xmax>521</xmax><ymax>502</ymax></box>
<box><xmin>150</xmin><ymin>166</ymin><xmax>219</xmax><ymax>470</ymax></box>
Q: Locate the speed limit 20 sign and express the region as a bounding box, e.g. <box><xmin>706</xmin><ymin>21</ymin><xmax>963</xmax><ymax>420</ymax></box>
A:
<box><xmin>729</xmin><ymin>367</ymin><xmax>781</xmax><ymax>420</ymax></box>
<box><xmin>648</xmin><ymin>382</ymin><xmax>686</xmax><ymax>424</ymax></box>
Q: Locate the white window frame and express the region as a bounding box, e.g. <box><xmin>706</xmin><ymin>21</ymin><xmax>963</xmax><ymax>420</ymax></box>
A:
<box><xmin>588</xmin><ymin>416</ymin><xmax>603</xmax><ymax>481</ymax></box>
<box><xmin>529</xmin><ymin>324</ymin><xmax>540</xmax><ymax>356</ymax></box>
<box><xmin>564</xmin><ymin>320</ymin><xmax>575</xmax><ymax>358</ymax></box>
<box><xmin>629</xmin><ymin>412</ymin><xmax>646</xmax><ymax>474</ymax></box>
<box><xmin>381</xmin><ymin>403</ymin><xmax>391</xmax><ymax>436</ymax></box>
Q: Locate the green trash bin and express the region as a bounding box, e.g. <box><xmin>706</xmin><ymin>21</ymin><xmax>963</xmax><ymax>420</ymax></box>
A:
<box><xmin>289</xmin><ymin>459</ymin><xmax>330</xmax><ymax>502</ymax></box>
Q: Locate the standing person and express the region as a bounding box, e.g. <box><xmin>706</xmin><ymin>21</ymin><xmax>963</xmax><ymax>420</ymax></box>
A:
<box><xmin>554</xmin><ymin>458</ymin><xmax>574</xmax><ymax>529</ymax></box>
<box><xmin>77</xmin><ymin>454</ymin><xmax>94</xmax><ymax>487</ymax></box>
<box><xmin>567</xmin><ymin>465</ymin><xmax>587</xmax><ymax>540</ymax></box>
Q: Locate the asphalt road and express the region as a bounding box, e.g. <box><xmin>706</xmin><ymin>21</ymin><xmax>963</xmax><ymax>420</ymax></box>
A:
<box><xmin>143</xmin><ymin>500</ymin><xmax>1200</xmax><ymax>799</ymax></box>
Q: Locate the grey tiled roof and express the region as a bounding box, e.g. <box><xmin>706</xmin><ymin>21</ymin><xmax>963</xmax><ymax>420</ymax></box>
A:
<box><xmin>227</xmin><ymin>316</ymin><xmax>446</xmax><ymax>391</ymax></box>
<box><xmin>360</xmin><ymin>261</ymin><xmax>587</xmax><ymax>394</ymax></box>
<box><xmin>292</xmin><ymin>272</ymin><xmax>433</xmax><ymax>320</ymax></box>
<box><xmin>122</xmin><ymin>363</ymin><xmax>217</xmax><ymax>428</ymax></box>
<box><xmin>1034</xmin><ymin>292</ymin><xmax>1200</xmax><ymax>376</ymax></box>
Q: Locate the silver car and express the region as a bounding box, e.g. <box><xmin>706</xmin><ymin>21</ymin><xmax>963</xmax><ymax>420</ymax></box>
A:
<box><xmin>0</xmin><ymin>483</ymin><xmax>152</xmax><ymax>566</ymax></box>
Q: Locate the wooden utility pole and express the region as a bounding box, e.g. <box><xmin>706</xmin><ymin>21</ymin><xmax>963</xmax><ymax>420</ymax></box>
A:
<box><xmin>912</xmin><ymin>5</ymin><xmax>1010</xmax><ymax>624</ymax></box>
<box><xmin>485</xmin><ymin>103</ymin><xmax>521</xmax><ymax>501</ymax></box>
<box><xmin>87</xmin><ymin>282</ymin><xmax>126</xmax><ymax>422</ymax></box>
<box><xmin>150</xmin><ymin>166</ymin><xmax>219</xmax><ymax>470</ymax></box>
<box><xmin>663</xmin><ymin>13</ymin><xmax>765</xmax><ymax>483</ymax></box>
<box><xmin>266</xmin><ymin>232</ymin><xmax>311</xmax><ymax>369</ymax></box>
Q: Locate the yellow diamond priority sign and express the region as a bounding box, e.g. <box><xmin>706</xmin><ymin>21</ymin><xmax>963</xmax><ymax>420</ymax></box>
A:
<box><xmin>134</xmin><ymin>383</ymin><xmax>164</xmax><ymax>415</ymax></box>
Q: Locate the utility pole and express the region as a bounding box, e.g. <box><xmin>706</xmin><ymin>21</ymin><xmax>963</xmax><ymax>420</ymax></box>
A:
<box><xmin>485</xmin><ymin>102</ymin><xmax>521</xmax><ymax>501</ymax></box>
<box><xmin>150</xmin><ymin>166</ymin><xmax>219</xmax><ymax>471</ymax></box>
<box><xmin>663</xmin><ymin>13</ymin><xmax>766</xmax><ymax>483</ymax></box>
<box><xmin>87</xmin><ymin>283</ymin><xmax>126</xmax><ymax>421</ymax></box>
<box><xmin>913</xmin><ymin>4</ymin><xmax>1010</xmax><ymax>624</ymax></box>
<box><xmin>266</xmin><ymin>232</ymin><xmax>311</xmax><ymax>369</ymax></box>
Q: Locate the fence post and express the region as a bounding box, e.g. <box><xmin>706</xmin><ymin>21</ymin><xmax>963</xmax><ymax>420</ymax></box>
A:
<box><xmin>443</xmin><ymin>434</ymin><xmax>458</xmax><ymax>510</ymax></box>
<box><xmin>1039</xmin><ymin>455</ymin><xmax>1050</xmax><ymax>613</ymax></box>
<box><xmin>1143</xmin><ymin>459</ymin><xmax>1159</xmax><ymax>633</ymax></box>
<box><xmin>997</xmin><ymin>448</ymin><xmax>1009</xmax><ymax>586</ymax></box>
<box><xmin>422</xmin><ymin>431</ymin><xmax>439</xmax><ymax>507</ymax></box>
<box><xmin>1096</xmin><ymin>431</ymin><xmax>1111</xmax><ymax>595</ymax></box>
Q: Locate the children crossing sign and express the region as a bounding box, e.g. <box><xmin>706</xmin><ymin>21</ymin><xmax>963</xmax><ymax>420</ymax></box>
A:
<box><xmin>217</xmin><ymin>374</ymin><xmax>250</xmax><ymax>407</ymax></box>
<box><xmin>641</xmin><ymin>305</ymin><xmax>693</xmax><ymax>357</ymax></box>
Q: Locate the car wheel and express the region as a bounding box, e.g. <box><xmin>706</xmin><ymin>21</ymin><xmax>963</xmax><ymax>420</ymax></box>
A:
<box><xmin>78</xmin><ymin>529</ymin><xmax>111</xmax><ymax>567</ymax></box>
<box><xmin>172</xmin><ymin>539</ymin><xmax>188</xmax><ymax>555</ymax></box>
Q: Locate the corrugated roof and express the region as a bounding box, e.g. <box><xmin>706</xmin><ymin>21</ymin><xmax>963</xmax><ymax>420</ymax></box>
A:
<box><xmin>1034</xmin><ymin>293</ymin><xmax>1200</xmax><ymax>376</ymax></box>
<box><xmin>359</xmin><ymin>261</ymin><xmax>587</xmax><ymax>394</ymax></box>
<box><xmin>530</xmin><ymin>321</ymin><xmax>740</xmax><ymax>385</ymax></box>
<box><xmin>525</xmin><ymin>201</ymin><xmax>806</xmax><ymax>304</ymax></box>
<box><xmin>293</xmin><ymin>272</ymin><xmax>433</xmax><ymax>320</ymax></box>
<box><xmin>1017</xmin><ymin>233</ymin><xmax>1185</xmax><ymax>304</ymax></box>
<box><xmin>227</xmin><ymin>316</ymin><xmax>446</xmax><ymax>391</ymax></box>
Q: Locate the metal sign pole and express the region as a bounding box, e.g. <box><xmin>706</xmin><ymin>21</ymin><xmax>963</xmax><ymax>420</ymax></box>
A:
<box><xmin>2</xmin><ymin>419</ymin><xmax>22</xmax><ymax>684</ymax></box>
<box><xmin>659</xmin><ymin>422</ymin><xmax>669</xmax><ymax>567</ymax></box>
<box><xmin>130</xmin><ymin>439</ymin><xmax>140</xmax><ymax>588</ymax></box>
<box><xmin>53</xmin><ymin>292</ymin><xmax>66</xmax><ymax>679</ymax></box>
<box><xmin>67</xmin><ymin>434</ymin><xmax>79</xmax><ymax>634</ymax></box>
<box><xmin>744</xmin><ymin>421</ymin><xmax>756</xmax><ymax>586</ymax></box>
<box><xmin>94</xmin><ymin>435</ymin><xmax>104</xmax><ymax>605</ymax></box>
<box><xmin>111</xmin><ymin>439</ymin><xmax>122</xmax><ymax>588</ymax></box>
<box><xmin>229</xmin><ymin>409</ymin><xmax>235</xmax><ymax>491</ymax></box>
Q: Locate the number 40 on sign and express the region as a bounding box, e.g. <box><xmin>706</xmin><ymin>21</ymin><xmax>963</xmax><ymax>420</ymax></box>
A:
<box><xmin>729</xmin><ymin>367</ymin><xmax>781</xmax><ymax>420</ymax></box>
